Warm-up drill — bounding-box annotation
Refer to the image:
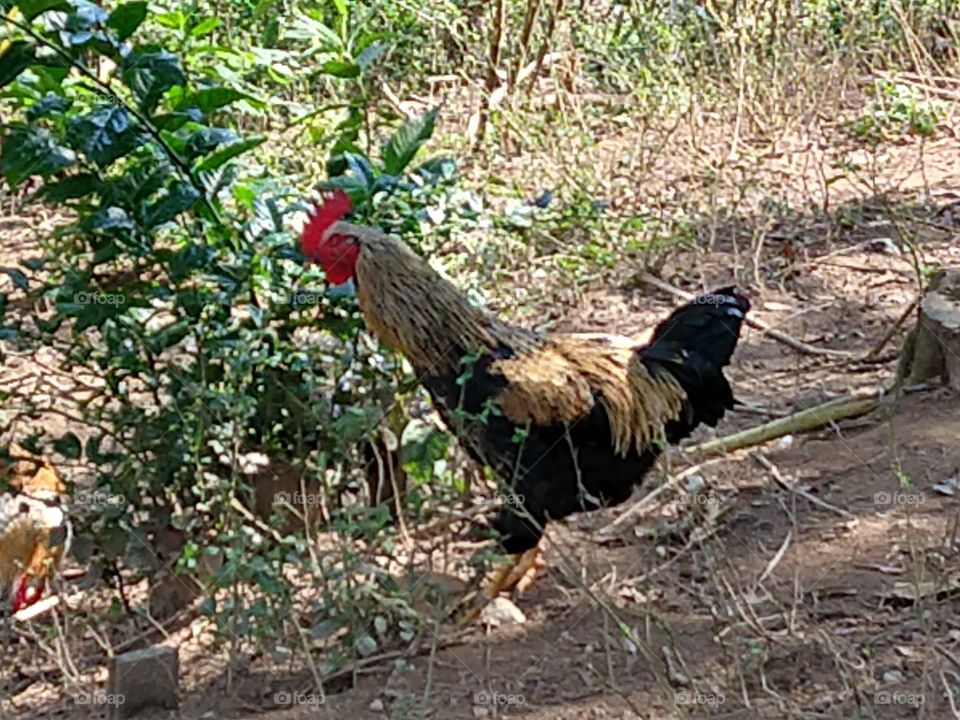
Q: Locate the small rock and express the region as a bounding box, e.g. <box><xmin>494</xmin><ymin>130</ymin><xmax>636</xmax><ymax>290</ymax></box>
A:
<box><xmin>868</xmin><ymin>237</ymin><xmax>901</xmax><ymax>255</ymax></box>
<box><xmin>108</xmin><ymin>645</ymin><xmax>179</xmax><ymax>719</ymax></box>
<box><xmin>776</xmin><ymin>435</ymin><xmax>795</xmax><ymax>450</ymax></box>
<box><xmin>369</xmin><ymin>698</ymin><xmax>384</xmax><ymax>712</ymax></box>
<box><xmin>480</xmin><ymin>597</ymin><xmax>526</xmax><ymax>627</ymax></box>
<box><xmin>882</xmin><ymin>669</ymin><xmax>905</xmax><ymax>684</ymax></box>
<box><xmin>933</xmin><ymin>475</ymin><xmax>959</xmax><ymax>496</ymax></box>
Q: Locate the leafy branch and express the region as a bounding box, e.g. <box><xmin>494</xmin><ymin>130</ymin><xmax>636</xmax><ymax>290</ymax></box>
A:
<box><xmin>1</xmin><ymin>12</ymin><xmax>220</xmax><ymax>222</ymax></box>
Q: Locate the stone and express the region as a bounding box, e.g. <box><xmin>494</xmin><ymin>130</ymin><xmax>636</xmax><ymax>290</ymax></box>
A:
<box><xmin>108</xmin><ymin>645</ymin><xmax>179</xmax><ymax>719</ymax></box>
<box><xmin>479</xmin><ymin>596</ymin><xmax>526</xmax><ymax>627</ymax></box>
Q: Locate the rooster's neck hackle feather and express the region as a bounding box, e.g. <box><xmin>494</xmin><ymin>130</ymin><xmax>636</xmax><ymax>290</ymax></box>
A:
<box><xmin>349</xmin><ymin>226</ymin><xmax>539</xmax><ymax>371</ymax></box>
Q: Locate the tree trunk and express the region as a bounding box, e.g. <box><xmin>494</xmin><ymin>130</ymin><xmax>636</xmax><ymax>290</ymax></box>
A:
<box><xmin>898</xmin><ymin>268</ymin><xmax>960</xmax><ymax>389</ymax></box>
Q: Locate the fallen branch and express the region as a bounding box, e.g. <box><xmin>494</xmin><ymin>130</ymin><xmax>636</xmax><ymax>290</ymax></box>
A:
<box><xmin>638</xmin><ymin>272</ymin><xmax>858</xmax><ymax>358</ymax></box>
<box><xmin>862</xmin><ymin>297</ymin><xmax>918</xmax><ymax>361</ymax></box>
<box><xmin>752</xmin><ymin>452</ymin><xmax>854</xmax><ymax>519</ymax></box>
<box><xmin>757</xmin><ymin>530</ymin><xmax>793</xmax><ymax>584</ymax></box>
<box><xmin>690</xmin><ymin>390</ymin><xmax>884</xmax><ymax>457</ymax></box>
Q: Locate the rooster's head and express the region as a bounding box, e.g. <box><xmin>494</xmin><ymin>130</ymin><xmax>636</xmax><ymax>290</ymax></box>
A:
<box><xmin>301</xmin><ymin>190</ymin><xmax>359</xmax><ymax>286</ymax></box>
<box><xmin>11</xmin><ymin>573</ymin><xmax>42</xmax><ymax>613</ymax></box>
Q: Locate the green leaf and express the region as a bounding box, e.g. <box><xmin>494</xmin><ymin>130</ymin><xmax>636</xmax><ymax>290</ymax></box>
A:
<box><xmin>0</xmin><ymin>41</ymin><xmax>35</xmax><ymax>89</ymax></box>
<box><xmin>185</xmin><ymin>127</ymin><xmax>237</xmax><ymax>158</ymax></box>
<box><xmin>86</xmin><ymin>434</ymin><xmax>120</xmax><ymax>464</ymax></box>
<box><xmin>38</xmin><ymin>172</ymin><xmax>101</xmax><ymax>202</ymax></box>
<box><xmin>61</xmin><ymin>0</ymin><xmax>109</xmax><ymax>46</ymax></box>
<box><xmin>143</xmin><ymin>183</ymin><xmax>201</xmax><ymax>228</ymax></box>
<box><xmin>320</xmin><ymin>59</ymin><xmax>360</xmax><ymax>79</ymax></box>
<box><xmin>66</xmin><ymin>105</ymin><xmax>144</xmax><ymax>166</ymax></box>
<box><xmin>332</xmin><ymin>406</ymin><xmax>381</xmax><ymax>447</ymax></box>
<box><xmin>83</xmin><ymin>206</ymin><xmax>136</xmax><ymax>233</ymax></box>
<box><xmin>382</xmin><ymin>106</ymin><xmax>439</xmax><ymax>176</ymax></box>
<box><xmin>191</xmin><ymin>86</ymin><xmax>250</xmax><ymax>113</ymax></box>
<box><xmin>194</xmin><ymin>135</ymin><xmax>265</xmax><ymax>173</ymax></box>
<box><xmin>169</xmin><ymin>242</ymin><xmax>215</xmax><ymax>281</ymax></box>
<box><xmin>91</xmin><ymin>237</ymin><xmax>120</xmax><ymax>264</ymax></box>
<box><xmin>344</xmin><ymin>152</ymin><xmax>375</xmax><ymax>184</ymax></box>
<box><xmin>15</xmin><ymin>0</ymin><xmax>69</xmax><ymax>20</ymax></box>
<box><xmin>121</xmin><ymin>50</ymin><xmax>186</xmax><ymax>113</ymax></box>
<box><xmin>415</xmin><ymin>156</ymin><xmax>457</xmax><ymax>181</ymax></box>
<box><xmin>356</xmin><ymin>41</ymin><xmax>384</xmax><ymax>72</ymax></box>
<box><xmin>155</xmin><ymin>10</ymin><xmax>186</xmax><ymax>29</ymax></box>
<box><xmin>107</xmin><ymin>2</ymin><xmax>148</xmax><ymax>42</ymax></box>
<box><xmin>355</xmin><ymin>633</ymin><xmax>377</xmax><ymax>657</ymax></box>
<box><xmin>0</xmin><ymin>125</ymin><xmax>76</xmax><ymax>187</ymax></box>
<box><xmin>189</xmin><ymin>17</ymin><xmax>221</xmax><ymax>38</ymax></box>
<box><xmin>145</xmin><ymin>318</ymin><xmax>191</xmax><ymax>353</ymax></box>
<box><xmin>107</xmin><ymin>162</ymin><xmax>170</xmax><ymax>204</ymax></box>
<box><xmin>53</xmin><ymin>432</ymin><xmax>82</xmax><ymax>459</ymax></box>
<box><xmin>311</xmin><ymin>617</ymin><xmax>346</xmax><ymax>639</ymax></box>
<box><xmin>318</xmin><ymin>173</ymin><xmax>368</xmax><ymax>195</ymax></box>
<box><xmin>27</xmin><ymin>93</ymin><xmax>72</xmax><ymax>120</ymax></box>
<box><xmin>1</xmin><ymin>268</ymin><xmax>29</xmax><ymax>291</ymax></box>
<box><xmin>399</xmin><ymin>419</ymin><xmax>450</xmax><ymax>483</ymax></box>
<box><xmin>252</xmin><ymin>0</ymin><xmax>278</xmax><ymax>18</ymax></box>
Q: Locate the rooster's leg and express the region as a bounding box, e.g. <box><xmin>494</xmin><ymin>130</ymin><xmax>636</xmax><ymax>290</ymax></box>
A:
<box><xmin>491</xmin><ymin>546</ymin><xmax>543</xmax><ymax>597</ymax></box>
<box><xmin>460</xmin><ymin>547</ymin><xmax>543</xmax><ymax>625</ymax></box>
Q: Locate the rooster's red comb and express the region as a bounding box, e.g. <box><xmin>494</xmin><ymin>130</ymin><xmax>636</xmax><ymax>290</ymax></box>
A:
<box><xmin>301</xmin><ymin>190</ymin><xmax>353</xmax><ymax>259</ymax></box>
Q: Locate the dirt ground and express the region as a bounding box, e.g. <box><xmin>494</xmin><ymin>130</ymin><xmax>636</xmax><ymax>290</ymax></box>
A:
<box><xmin>4</xmin><ymin>107</ymin><xmax>960</xmax><ymax>719</ymax></box>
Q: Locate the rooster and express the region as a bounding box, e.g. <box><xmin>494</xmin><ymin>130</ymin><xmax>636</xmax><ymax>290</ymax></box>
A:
<box><xmin>0</xmin><ymin>444</ymin><xmax>68</xmax><ymax>615</ymax></box>
<box><xmin>300</xmin><ymin>191</ymin><xmax>750</xmax><ymax>608</ymax></box>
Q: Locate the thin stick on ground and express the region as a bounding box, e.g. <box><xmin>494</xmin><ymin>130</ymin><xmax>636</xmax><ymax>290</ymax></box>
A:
<box><xmin>862</xmin><ymin>297</ymin><xmax>919</xmax><ymax>361</ymax></box>
<box><xmin>757</xmin><ymin>530</ymin><xmax>792</xmax><ymax>585</ymax></box>
<box><xmin>752</xmin><ymin>451</ymin><xmax>853</xmax><ymax>519</ymax></box>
